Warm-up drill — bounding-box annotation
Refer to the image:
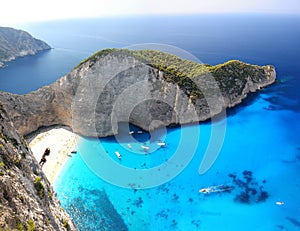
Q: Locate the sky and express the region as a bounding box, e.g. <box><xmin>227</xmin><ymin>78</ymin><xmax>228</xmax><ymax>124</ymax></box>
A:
<box><xmin>0</xmin><ymin>0</ymin><xmax>299</xmax><ymax>26</ymax></box>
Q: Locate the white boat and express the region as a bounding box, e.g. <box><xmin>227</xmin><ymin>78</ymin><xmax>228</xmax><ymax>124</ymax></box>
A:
<box><xmin>115</xmin><ymin>151</ymin><xmax>121</xmax><ymax>159</ymax></box>
<box><xmin>137</xmin><ymin>131</ymin><xmax>143</xmax><ymax>134</ymax></box>
<box><xmin>275</xmin><ymin>201</ymin><xmax>284</xmax><ymax>206</ymax></box>
<box><xmin>141</xmin><ymin>145</ymin><xmax>150</xmax><ymax>151</ymax></box>
<box><xmin>129</xmin><ymin>131</ymin><xmax>134</xmax><ymax>135</ymax></box>
<box><xmin>127</xmin><ymin>143</ymin><xmax>132</xmax><ymax>149</ymax></box>
<box><xmin>157</xmin><ymin>142</ymin><xmax>166</xmax><ymax>147</ymax></box>
<box><xmin>199</xmin><ymin>184</ymin><xmax>234</xmax><ymax>194</ymax></box>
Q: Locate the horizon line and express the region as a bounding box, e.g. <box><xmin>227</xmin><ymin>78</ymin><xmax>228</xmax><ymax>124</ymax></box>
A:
<box><xmin>3</xmin><ymin>11</ymin><xmax>299</xmax><ymax>27</ymax></box>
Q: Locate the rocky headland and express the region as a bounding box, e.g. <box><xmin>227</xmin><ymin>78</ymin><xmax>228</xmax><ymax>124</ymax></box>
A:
<box><xmin>0</xmin><ymin>49</ymin><xmax>276</xmax><ymax>137</ymax></box>
<box><xmin>0</xmin><ymin>27</ymin><xmax>50</xmax><ymax>67</ymax></box>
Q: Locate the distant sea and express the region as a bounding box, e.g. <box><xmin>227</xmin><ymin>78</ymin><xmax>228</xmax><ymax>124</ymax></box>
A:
<box><xmin>1</xmin><ymin>14</ymin><xmax>300</xmax><ymax>230</ymax></box>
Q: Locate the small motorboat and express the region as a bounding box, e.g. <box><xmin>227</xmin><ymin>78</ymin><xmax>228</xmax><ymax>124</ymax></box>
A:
<box><xmin>199</xmin><ymin>184</ymin><xmax>234</xmax><ymax>194</ymax></box>
<box><xmin>115</xmin><ymin>151</ymin><xmax>121</xmax><ymax>159</ymax></box>
<box><xmin>275</xmin><ymin>201</ymin><xmax>284</xmax><ymax>206</ymax></box>
<box><xmin>157</xmin><ymin>142</ymin><xmax>166</xmax><ymax>147</ymax></box>
<box><xmin>141</xmin><ymin>145</ymin><xmax>150</xmax><ymax>151</ymax></box>
<box><xmin>129</xmin><ymin>131</ymin><xmax>134</xmax><ymax>135</ymax></box>
<box><xmin>127</xmin><ymin>143</ymin><xmax>132</xmax><ymax>149</ymax></box>
<box><xmin>71</xmin><ymin>150</ymin><xmax>77</xmax><ymax>154</ymax></box>
<box><xmin>137</xmin><ymin>131</ymin><xmax>143</xmax><ymax>134</ymax></box>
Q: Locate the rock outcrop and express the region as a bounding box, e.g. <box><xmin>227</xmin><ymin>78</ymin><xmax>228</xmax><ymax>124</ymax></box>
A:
<box><xmin>0</xmin><ymin>103</ymin><xmax>77</xmax><ymax>230</ymax></box>
<box><xmin>0</xmin><ymin>27</ymin><xmax>50</xmax><ymax>67</ymax></box>
<box><xmin>0</xmin><ymin>49</ymin><xmax>276</xmax><ymax>137</ymax></box>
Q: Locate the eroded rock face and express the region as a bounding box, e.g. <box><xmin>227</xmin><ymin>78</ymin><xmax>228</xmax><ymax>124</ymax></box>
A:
<box><xmin>0</xmin><ymin>104</ymin><xmax>77</xmax><ymax>230</ymax></box>
<box><xmin>0</xmin><ymin>51</ymin><xmax>276</xmax><ymax>137</ymax></box>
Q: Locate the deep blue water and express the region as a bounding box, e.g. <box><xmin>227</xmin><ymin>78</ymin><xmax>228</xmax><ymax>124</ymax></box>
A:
<box><xmin>1</xmin><ymin>14</ymin><xmax>300</xmax><ymax>230</ymax></box>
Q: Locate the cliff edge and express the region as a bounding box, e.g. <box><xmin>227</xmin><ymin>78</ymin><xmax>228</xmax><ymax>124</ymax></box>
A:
<box><xmin>0</xmin><ymin>103</ymin><xmax>77</xmax><ymax>230</ymax></box>
<box><xmin>0</xmin><ymin>27</ymin><xmax>50</xmax><ymax>67</ymax></box>
<box><xmin>0</xmin><ymin>49</ymin><xmax>276</xmax><ymax>137</ymax></box>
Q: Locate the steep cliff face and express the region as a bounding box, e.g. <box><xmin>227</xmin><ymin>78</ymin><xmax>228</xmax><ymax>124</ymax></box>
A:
<box><xmin>0</xmin><ymin>27</ymin><xmax>50</xmax><ymax>67</ymax></box>
<box><xmin>0</xmin><ymin>103</ymin><xmax>77</xmax><ymax>230</ymax></box>
<box><xmin>0</xmin><ymin>49</ymin><xmax>276</xmax><ymax>137</ymax></box>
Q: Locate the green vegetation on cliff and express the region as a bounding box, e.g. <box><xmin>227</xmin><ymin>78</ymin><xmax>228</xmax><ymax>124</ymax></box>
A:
<box><xmin>76</xmin><ymin>48</ymin><xmax>117</xmax><ymax>68</ymax></box>
<box><xmin>77</xmin><ymin>48</ymin><xmax>210</xmax><ymax>77</ymax></box>
<box><xmin>33</xmin><ymin>177</ymin><xmax>45</xmax><ymax>199</ymax></box>
<box><xmin>77</xmin><ymin>48</ymin><xmax>274</xmax><ymax>100</ymax></box>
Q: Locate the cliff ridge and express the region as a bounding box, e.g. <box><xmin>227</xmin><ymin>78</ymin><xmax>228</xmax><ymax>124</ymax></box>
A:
<box><xmin>0</xmin><ymin>49</ymin><xmax>276</xmax><ymax>137</ymax></box>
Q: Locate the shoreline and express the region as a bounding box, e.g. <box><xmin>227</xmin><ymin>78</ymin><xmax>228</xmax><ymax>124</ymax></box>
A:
<box><xmin>27</xmin><ymin>126</ymin><xmax>79</xmax><ymax>184</ymax></box>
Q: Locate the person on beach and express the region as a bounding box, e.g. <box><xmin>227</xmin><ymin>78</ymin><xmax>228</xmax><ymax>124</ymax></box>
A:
<box><xmin>44</xmin><ymin>148</ymin><xmax>50</xmax><ymax>156</ymax></box>
<box><xmin>39</xmin><ymin>156</ymin><xmax>47</xmax><ymax>167</ymax></box>
<box><xmin>39</xmin><ymin>148</ymin><xmax>50</xmax><ymax>167</ymax></box>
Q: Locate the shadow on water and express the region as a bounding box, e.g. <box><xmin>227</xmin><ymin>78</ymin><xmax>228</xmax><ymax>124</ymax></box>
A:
<box><xmin>262</xmin><ymin>76</ymin><xmax>300</xmax><ymax>113</ymax></box>
<box><xmin>286</xmin><ymin>217</ymin><xmax>300</xmax><ymax>228</ymax></box>
<box><xmin>225</xmin><ymin>91</ymin><xmax>261</xmax><ymax>118</ymax></box>
<box><xmin>99</xmin><ymin>123</ymin><xmax>151</xmax><ymax>144</ymax></box>
<box><xmin>99</xmin><ymin>122</ymin><xmax>171</xmax><ymax>144</ymax></box>
<box><xmin>226</xmin><ymin>75</ymin><xmax>300</xmax><ymax>118</ymax></box>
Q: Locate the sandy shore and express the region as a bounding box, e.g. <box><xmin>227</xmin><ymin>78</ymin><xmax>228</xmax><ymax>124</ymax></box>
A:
<box><xmin>28</xmin><ymin>127</ymin><xmax>79</xmax><ymax>184</ymax></box>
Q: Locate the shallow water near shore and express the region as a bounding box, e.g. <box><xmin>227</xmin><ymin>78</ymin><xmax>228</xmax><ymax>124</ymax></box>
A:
<box><xmin>54</xmin><ymin>85</ymin><xmax>300</xmax><ymax>230</ymax></box>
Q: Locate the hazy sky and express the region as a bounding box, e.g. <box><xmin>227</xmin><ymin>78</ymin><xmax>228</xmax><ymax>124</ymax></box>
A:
<box><xmin>1</xmin><ymin>0</ymin><xmax>299</xmax><ymax>25</ymax></box>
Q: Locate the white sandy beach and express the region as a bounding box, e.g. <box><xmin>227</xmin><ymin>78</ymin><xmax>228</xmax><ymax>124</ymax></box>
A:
<box><xmin>28</xmin><ymin>127</ymin><xmax>79</xmax><ymax>184</ymax></box>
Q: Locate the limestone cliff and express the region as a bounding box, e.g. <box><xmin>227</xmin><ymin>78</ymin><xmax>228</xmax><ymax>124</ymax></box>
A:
<box><xmin>0</xmin><ymin>49</ymin><xmax>276</xmax><ymax>137</ymax></box>
<box><xmin>0</xmin><ymin>27</ymin><xmax>50</xmax><ymax>67</ymax></box>
<box><xmin>0</xmin><ymin>103</ymin><xmax>77</xmax><ymax>230</ymax></box>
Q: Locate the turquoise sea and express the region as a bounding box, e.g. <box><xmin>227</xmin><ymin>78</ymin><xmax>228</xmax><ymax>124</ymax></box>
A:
<box><xmin>1</xmin><ymin>14</ymin><xmax>300</xmax><ymax>230</ymax></box>
<box><xmin>55</xmin><ymin>93</ymin><xmax>300</xmax><ymax>230</ymax></box>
